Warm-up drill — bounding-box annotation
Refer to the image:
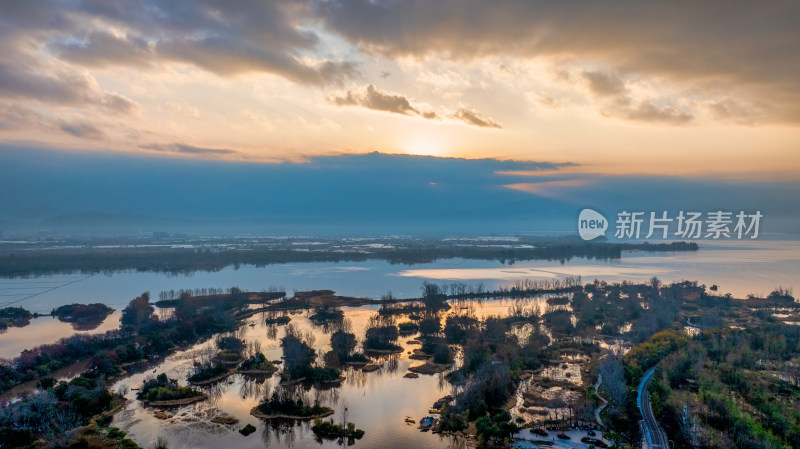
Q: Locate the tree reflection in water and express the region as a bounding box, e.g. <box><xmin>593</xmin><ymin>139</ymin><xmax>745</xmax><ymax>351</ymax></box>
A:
<box><xmin>260</xmin><ymin>418</ymin><xmax>299</xmax><ymax>448</ymax></box>
<box><xmin>239</xmin><ymin>374</ymin><xmax>268</xmax><ymax>400</ymax></box>
<box><xmin>345</xmin><ymin>366</ymin><xmax>368</xmax><ymax>388</ymax></box>
<box><xmin>309</xmin><ymin>314</ymin><xmax>352</xmax><ymax>337</ymax></box>
<box><xmin>199</xmin><ymin>379</ymin><xmax>226</xmax><ymax>402</ymax></box>
<box><xmin>315</xmin><ymin>384</ymin><xmax>341</xmax><ymax>408</ymax></box>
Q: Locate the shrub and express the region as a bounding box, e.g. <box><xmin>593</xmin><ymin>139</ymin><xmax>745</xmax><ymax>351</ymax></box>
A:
<box><xmin>239</xmin><ymin>424</ymin><xmax>257</xmax><ymax>436</ymax></box>
<box><xmin>188</xmin><ymin>363</ymin><xmax>228</xmax><ymax>383</ymax></box>
<box><xmin>238</xmin><ymin>352</ymin><xmax>276</xmax><ymax>372</ymax></box>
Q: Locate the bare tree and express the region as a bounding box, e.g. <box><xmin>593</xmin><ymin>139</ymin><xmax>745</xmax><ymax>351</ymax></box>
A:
<box><xmin>598</xmin><ymin>354</ymin><xmax>628</xmax><ymax>409</ymax></box>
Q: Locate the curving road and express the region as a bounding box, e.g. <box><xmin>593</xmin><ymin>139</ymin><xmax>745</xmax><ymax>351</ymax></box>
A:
<box><xmin>638</xmin><ymin>367</ymin><xmax>668</xmax><ymax>449</ymax></box>
<box><xmin>594</xmin><ymin>374</ymin><xmax>608</xmax><ymax>428</ymax></box>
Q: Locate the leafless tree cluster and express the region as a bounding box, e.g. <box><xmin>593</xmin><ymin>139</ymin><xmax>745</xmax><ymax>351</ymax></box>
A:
<box><xmin>158</xmin><ymin>285</ymin><xmax>282</xmax><ymax>301</ymax></box>
<box><xmin>598</xmin><ymin>353</ymin><xmax>628</xmax><ymax>409</ymax></box>
<box><xmin>499</xmin><ymin>276</ymin><xmax>582</xmax><ymax>294</ymax></box>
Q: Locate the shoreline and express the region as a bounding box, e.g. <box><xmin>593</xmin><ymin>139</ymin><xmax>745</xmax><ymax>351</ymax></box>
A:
<box><xmin>0</xmin><ymin>239</ymin><xmax>698</xmax><ymax>278</ymax></box>
<box><xmin>250</xmin><ymin>406</ymin><xmax>335</xmax><ymax>420</ymax></box>
<box><xmin>188</xmin><ymin>370</ymin><xmax>234</xmax><ymax>386</ymax></box>
<box><xmin>238</xmin><ymin>368</ymin><xmax>278</xmax><ymax>376</ymax></box>
<box><xmin>143</xmin><ymin>393</ymin><xmax>208</xmax><ymax>407</ymax></box>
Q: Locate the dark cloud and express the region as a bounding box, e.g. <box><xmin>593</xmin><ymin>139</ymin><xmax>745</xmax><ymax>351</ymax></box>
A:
<box><xmin>331</xmin><ymin>84</ymin><xmax>439</xmax><ymax>121</ymax></box>
<box><xmin>0</xmin><ymin>3</ymin><xmax>140</xmax><ymax>119</ymax></box>
<box><xmin>708</xmin><ymin>99</ymin><xmax>763</xmax><ymax>125</ymax></box>
<box><xmin>142</xmin><ymin>143</ymin><xmax>237</xmax><ymax>156</ymax></box>
<box><xmin>622</xmin><ymin>102</ymin><xmax>693</xmax><ymax>125</ymax></box>
<box><xmin>53</xmin><ymin>31</ymin><xmax>155</xmax><ymax>68</ymax></box>
<box><xmin>60</xmin><ymin>121</ymin><xmax>105</xmax><ymax>139</ymax></box>
<box><xmin>578</xmin><ymin>70</ymin><xmax>692</xmax><ymax>124</ymax></box>
<box><xmin>1</xmin><ymin>1</ymin><xmax>797</xmax><ymax>126</ymax></box>
<box><xmin>0</xmin><ymin>63</ymin><xmax>83</xmax><ymax>103</ymax></box>
<box><xmin>332</xmin><ymin>84</ymin><xmax>419</xmax><ymax>115</ymax></box>
<box><xmin>332</xmin><ymin>85</ymin><xmax>504</xmax><ymax>126</ymax></box>
<box><xmin>451</xmin><ymin>108</ymin><xmax>501</xmax><ymax>129</ymax></box>
<box><xmin>316</xmin><ymin>0</ymin><xmax>800</xmax><ymax>123</ymax></box>
<box><xmin>0</xmin><ymin>62</ymin><xmax>139</xmax><ymax>114</ymax></box>
<box><xmin>155</xmin><ymin>38</ymin><xmax>357</xmax><ymax>83</ymax></box>
<box><xmin>0</xmin><ymin>0</ymin><xmax>358</xmax><ymax>85</ymax></box>
<box><xmin>583</xmin><ymin>71</ymin><xmax>626</xmax><ymax>97</ymax></box>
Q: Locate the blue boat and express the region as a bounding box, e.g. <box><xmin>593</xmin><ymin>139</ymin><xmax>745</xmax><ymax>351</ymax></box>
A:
<box><xmin>419</xmin><ymin>416</ymin><xmax>437</xmax><ymax>431</ymax></box>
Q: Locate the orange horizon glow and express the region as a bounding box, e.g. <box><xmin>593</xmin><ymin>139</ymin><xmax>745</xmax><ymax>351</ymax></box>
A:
<box><xmin>0</xmin><ymin>2</ymin><xmax>798</xmax><ymax>180</ymax></box>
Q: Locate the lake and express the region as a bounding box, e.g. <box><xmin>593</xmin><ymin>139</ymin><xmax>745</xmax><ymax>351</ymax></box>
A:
<box><xmin>1</xmin><ymin>240</ymin><xmax>798</xmax><ymax>359</ymax></box>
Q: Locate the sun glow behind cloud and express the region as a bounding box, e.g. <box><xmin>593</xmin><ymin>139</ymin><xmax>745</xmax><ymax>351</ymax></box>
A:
<box><xmin>400</xmin><ymin>133</ymin><xmax>448</xmax><ymax>156</ymax></box>
<box><xmin>0</xmin><ymin>1</ymin><xmax>797</xmax><ymax>178</ymax></box>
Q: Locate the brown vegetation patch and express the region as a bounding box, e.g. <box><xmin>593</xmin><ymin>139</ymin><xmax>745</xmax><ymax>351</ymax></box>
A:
<box><xmin>144</xmin><ymin>394</ymin><xmax>208</xmax><ymax>407</ymax></box>
<box><xmin>408</xmin><ymin>362</ymin><xmax>452</xmax><ymax>375</ymax></box>
<box><xmin>409</xmin><ymin>349</ymin><xmax>430</xmax><ymax>360</ymax></box>
<box><xmin>365</xmin><ymin>347</ymin><xmax>404</xmax><ymax>355</ymax></box>
<box><xmin>360</xmin><ymin>363</ymin><xmax>381</xmax><ymax>372</ymax></box>
<box><xmin>211</xmin><ymin>415</ymin><xmax>239</xmax><ymax>425</ymax></box>
<box><xmin>238</xmin><ymin>368</ymin><xmax>278</xmax><ymax>376</ymax></box>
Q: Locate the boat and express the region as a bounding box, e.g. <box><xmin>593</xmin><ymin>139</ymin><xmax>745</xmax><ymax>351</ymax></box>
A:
<box><xmin>404</xmin><ymin>416</ymin><xmax>415</xmax><ymax>424</ymax></box>
<box><xmin>419</xmin><ymin>416</ymin><xmax>437</xmax><ymax>431</ymax></box>
<box><xmin>428</xmin><ymin>408</ymin><xmax>441</xmax><ymax>414</ymax></box>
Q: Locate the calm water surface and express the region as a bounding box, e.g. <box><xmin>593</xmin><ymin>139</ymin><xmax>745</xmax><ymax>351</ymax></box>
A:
<box><xmin>111</xmin><ymin>305</ymin><xmax>479</xmax><ymax>449</ymax></box>
<box><xmin>0</xmin><ymin>240</ymin><xmax>798</xmax><ymax>359</ymax></box>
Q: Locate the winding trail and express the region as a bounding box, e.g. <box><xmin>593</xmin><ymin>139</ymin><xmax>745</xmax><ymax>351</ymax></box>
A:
<box><xmin>594</xmin><ymin>374</ymin><xmax>608</xmax><ymax>428</ymax></box>
<box><xmin>685</xmin><ymin>318</ymin><xmax>704</xmax><ymax>330</ymax></box>
<box><xmin>638</xmin><ymin>367</ymin><xmax>668</xmax><ymax>449</ymax></box>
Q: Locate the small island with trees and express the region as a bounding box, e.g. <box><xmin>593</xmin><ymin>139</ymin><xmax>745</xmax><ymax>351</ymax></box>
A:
<box><xmin>279</xmin><ymin>324</ymin><xmax>343</xmax><ymax>383</ymax></box>
<box><xmin>312</xmin><ymin>417</ymin><xmax>365</xmax><ymax>440</ymax></box>
<box><xmin>52</xmin><ymin>303</ymin><xmax>115</xmax><ymax>329</ymax></box>
<box><xmin>0</xmin><ymin>306</ymin><xmax>33</xmax><ymax>330</ymax></box>
<box><xmin>238</xmin><ymin>351</ymin><xmax>278</xmax><ymax>375</ymax></box>
<box><xmin>251</xmin><ymin>391</ymin><xmax>334</xmax><ymax>420</ymax></box>
<box><xmin>137</xmin><ymin>373</ymin><xmax>207</xmax><ymax>406</ymax></box>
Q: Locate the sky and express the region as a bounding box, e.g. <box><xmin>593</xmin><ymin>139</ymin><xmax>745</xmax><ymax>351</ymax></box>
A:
<box><xmin>0</xmin><ymin>1</ymin><xmax>798</xmax><ymax>235</ymax></box>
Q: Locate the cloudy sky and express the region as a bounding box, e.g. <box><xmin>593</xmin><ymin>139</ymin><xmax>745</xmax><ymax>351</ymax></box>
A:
<box><xmin>0</xmin><ymin>1</ymin><xmax>799</xmax><ymax>236</ymax></box>
<box><xmin>1</xmin><ymin>0</ymin><xmax>797</xmax><ymax>177</ymax></box>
